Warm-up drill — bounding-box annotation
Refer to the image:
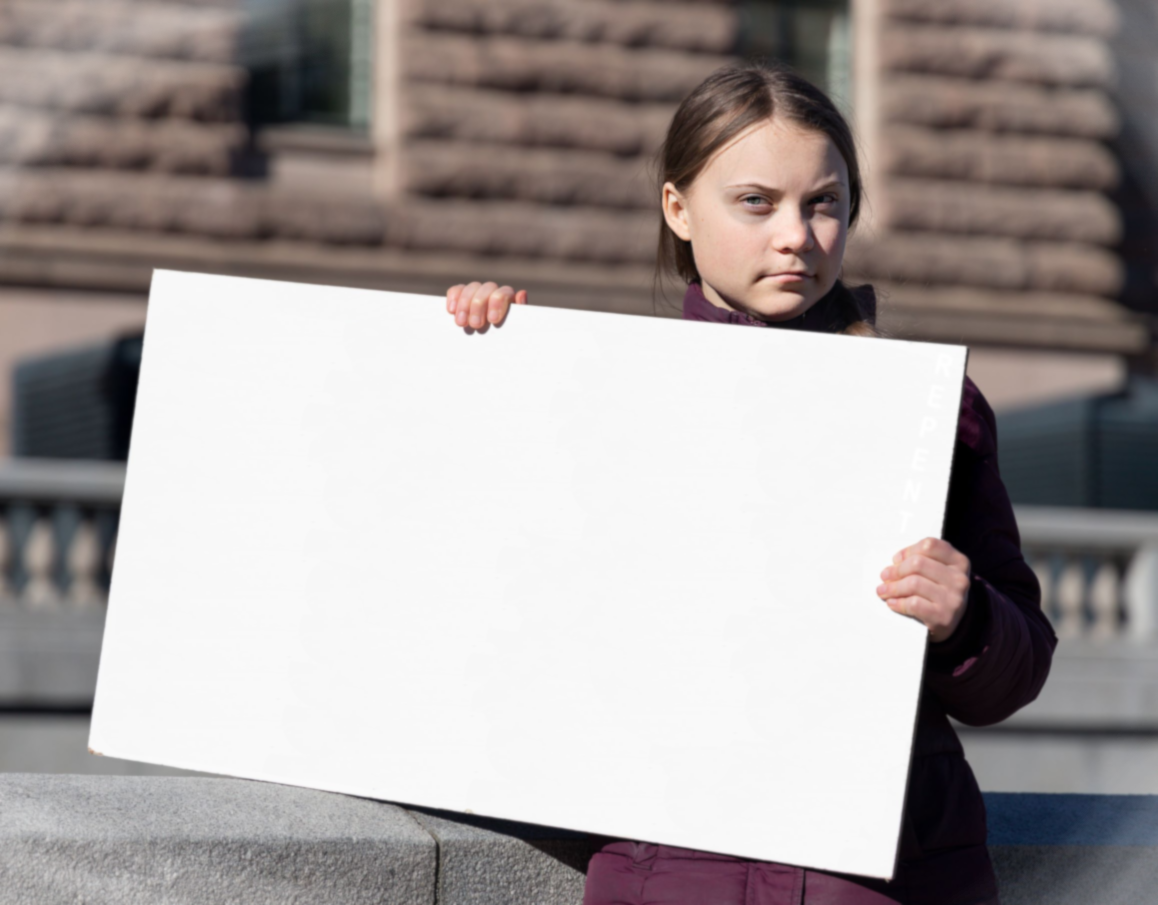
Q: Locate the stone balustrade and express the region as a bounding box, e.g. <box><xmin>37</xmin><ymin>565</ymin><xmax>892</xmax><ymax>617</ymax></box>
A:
<box><xmin>1018</xmin><ymin>505</ymin><xmax>1158</xmax><ymax>642</ymax></box>
<box><xmin>0</xmin><ymin>774</ymin><xmax>1154</xmax><ymax>905</ymax></box>
<box><xmin>0</xmin><ymin>458</ymin><xmax>123</xmax><ymax>611</ymax></box>
<box><xmin>4</xmin><ymin>460</ymin><xmax>1158</xmax><ymax>648</ymax></box>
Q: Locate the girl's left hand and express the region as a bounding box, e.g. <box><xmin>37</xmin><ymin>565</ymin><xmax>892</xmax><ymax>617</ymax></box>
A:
<box><xmin>877</xmin><ymin>538</ymin><xmax>972</xmax><ymax>643</ymax></box>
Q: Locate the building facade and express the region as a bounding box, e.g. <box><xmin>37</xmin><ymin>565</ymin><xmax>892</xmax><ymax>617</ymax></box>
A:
<box><xmin>0</xmin><ymin>0</ymin><xmax>1155</xmax><ymax>451</ymax></box>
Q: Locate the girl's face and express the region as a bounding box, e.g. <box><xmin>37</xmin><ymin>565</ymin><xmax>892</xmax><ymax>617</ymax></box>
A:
<box><xmin>662</xmin><ymin>117</ymin><xmax>851</xmax><ymax>322</ymax></box>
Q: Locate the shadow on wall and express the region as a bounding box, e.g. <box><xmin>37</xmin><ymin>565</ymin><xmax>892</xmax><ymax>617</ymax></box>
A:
<box><xmin>11</xmin><ymin>334</ymin><xmax>142</xmax><ymax>462</ymax></box>
<box><xmin>997</xmin><ymin>378</ymin><xmax>1158</xmax><ymax>511</ymax></box>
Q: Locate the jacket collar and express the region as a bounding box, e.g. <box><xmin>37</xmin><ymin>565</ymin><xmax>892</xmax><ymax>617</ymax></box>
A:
<box><xmin>681</xmin><ymin>281</ymin><xmax>875</xmax><ymax>333</ymax></box>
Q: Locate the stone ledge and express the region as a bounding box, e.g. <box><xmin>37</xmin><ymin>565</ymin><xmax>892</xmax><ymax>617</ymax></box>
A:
<box><xmin>5</xmin><ymin>777</ymin><xmax>1158</xmax><ymax>904</ymax></box>
<box><xmin>0</xmin><ymin>774</ymin><xmax>437</xmax><ymax>905</ymax></box>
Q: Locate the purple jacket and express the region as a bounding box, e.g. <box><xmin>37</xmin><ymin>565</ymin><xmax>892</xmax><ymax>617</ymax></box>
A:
<box><xmin>583</xmin><ymin>283</ymin><xmax>1057</xmax><ymax>905</ymax></box>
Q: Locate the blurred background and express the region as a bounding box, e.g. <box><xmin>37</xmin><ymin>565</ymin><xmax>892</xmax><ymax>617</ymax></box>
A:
<box><xmin>1</xmin><ymin>0</ymin><xmax>1157</xmax><ymax>793</ymax></box>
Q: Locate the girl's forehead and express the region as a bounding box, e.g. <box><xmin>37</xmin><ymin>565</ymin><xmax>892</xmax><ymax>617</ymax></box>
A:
<box><xmin>701</xmin><ymin>118</ymin><xmax>846</xmax><ymax>186</ymax></box>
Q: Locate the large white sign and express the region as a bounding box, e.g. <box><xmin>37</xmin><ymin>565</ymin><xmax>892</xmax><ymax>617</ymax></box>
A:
<box><xmin>91</xmin><ymin>271</ymin><xmax>966</xmax><ymax>879</ymax></box>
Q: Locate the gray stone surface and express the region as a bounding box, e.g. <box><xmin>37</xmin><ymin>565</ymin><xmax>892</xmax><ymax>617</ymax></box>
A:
<box><xmin>992</xmin><ymin>846</ymin><xmax>1158</xmax><ymax>904</ymax></box>
<box><xmin>407</xmin><ymin>808</ymin><xmax>597</xmax><ymax>905</ymax></box>
<box><xmin>987</xmin><ymin>792</ymin><xmax>1158</xmax><ymax>904</ymax></box>
<box><xmin>0</xmin><ymin>774</ymin><xmax>436</xmax><ymax>904</ymax></box>
<box><xmin>0</xmin><ymin>716</ymin><xmax>205</xmax><ymax>776</ymax></box>
<box><xmin>0</xmin><ymin>609</ymin><xmax>105</xmax><ymax>704</ymax></box>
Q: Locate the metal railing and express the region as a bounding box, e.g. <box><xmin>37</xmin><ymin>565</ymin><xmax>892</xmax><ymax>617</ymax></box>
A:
<box><xmin>2</xmin><ymin>460</ymin><xmax>1157</xmax><ymax>644</ymax></box>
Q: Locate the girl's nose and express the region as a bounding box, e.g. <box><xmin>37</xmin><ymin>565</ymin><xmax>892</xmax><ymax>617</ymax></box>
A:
<box><xmin>772</xmin><ymin>208</ymin><xmax>814</xmax><ymax>254</ymax></box>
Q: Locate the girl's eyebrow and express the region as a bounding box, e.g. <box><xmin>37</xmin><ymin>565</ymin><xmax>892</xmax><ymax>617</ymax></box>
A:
<box><xmin>727</xmin><ymin>179</ymin><xmax>847</xmax><ymax>193</ymax></box>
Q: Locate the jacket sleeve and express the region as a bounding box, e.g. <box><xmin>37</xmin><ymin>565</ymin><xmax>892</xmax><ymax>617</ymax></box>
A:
<box><xmin>923</xmin><ymin>378</ymin><xmax>1058</xmax><ymax>727</ymax></box>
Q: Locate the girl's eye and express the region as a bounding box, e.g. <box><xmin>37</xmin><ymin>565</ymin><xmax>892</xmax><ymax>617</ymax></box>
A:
<box><xmin>811</xmin><ymin>193</ymin><xmax>839</xmax><ymax>207</ymax></box>
<box><xmin>741</xmin><ymin>195</ymin><xmax>769</xmax><ymax>208</ymax></box>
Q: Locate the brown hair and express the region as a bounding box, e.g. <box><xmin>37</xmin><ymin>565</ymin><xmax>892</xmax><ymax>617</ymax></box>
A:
<box><xmin>656</xmin><ymin>61</ymin><xmax>877</xmax><ymax>336</ymax></box>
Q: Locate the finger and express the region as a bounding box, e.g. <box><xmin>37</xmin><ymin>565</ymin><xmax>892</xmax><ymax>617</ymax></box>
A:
<box><xmin>514</xmin><ymin>289</ymin><xmax>529</xmax><ymax>305</ymax></box>
<box><xmin>468</xmin><ymin>281</ymin><xmax>498</xmax><ymax>329</ymax></box>
<box><xmin>487</xmin><ymin>286</ymin><xmax>516</xmax><ymax>325</ymax></box>
<box><xmin>886</xmin><ymin>596</ymin><xmax>929</xmax><ymax>625</ymax></box>
<box><xmin>455</xmin><ymin>282</ymin><xmax>481</xmax><ymax>326</ymax></box>
<box><xmin>877</xmin><ymin>573</ymin><xmax>943</xmax><ymax>605</ymax></box>
<box><xmin>446</xmin><ymin>284</ymin><xmax>465</xmax><ymax>315</ymax></box>
<box><xmin>882</xmin><ymin>555</ymin><xmax>968</xmax><ymax>596</ymax></box>
<box><xmin>893</xmin><ymin>537</ymin><xmax>969</xmax><ymax>571</ymax></box>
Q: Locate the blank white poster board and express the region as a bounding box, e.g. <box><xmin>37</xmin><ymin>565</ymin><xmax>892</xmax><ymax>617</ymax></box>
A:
<box><xmin>91</xmin><ymin>270</ymin><xmax>967</xmax><ymax>879</ymax></box>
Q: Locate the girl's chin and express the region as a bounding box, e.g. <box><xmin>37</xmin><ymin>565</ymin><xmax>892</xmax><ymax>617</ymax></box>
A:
<box><xmin>742</xmin><ymin>290</ymin><xmax>816</xmax><ymax>322</ymax></box>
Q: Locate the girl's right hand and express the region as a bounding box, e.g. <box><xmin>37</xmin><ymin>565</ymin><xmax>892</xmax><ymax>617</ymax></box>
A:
<box><xmin>446</xmin><ymin>281</ymin><xmax>528</xmax><ymax>329</ymax></box>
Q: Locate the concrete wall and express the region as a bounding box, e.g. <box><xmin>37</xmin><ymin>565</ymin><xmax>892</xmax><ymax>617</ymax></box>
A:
<box><xmin>1</xmin><ymin>775</ymin><xmax>1156</xmax><ymax>905</ymax></box>
<box><xmin>959</xmin><ymin>635</ymin><xmax>1158</xmax><ymax>794</ymax></box>
<box><xmin>11</xmin><ymin>609</ymin><xmax>1158</xmax><ymax>795</ymax></box>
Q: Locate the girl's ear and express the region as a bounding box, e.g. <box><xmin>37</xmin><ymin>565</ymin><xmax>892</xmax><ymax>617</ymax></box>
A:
<box><xmin>662</xmin><ymin>182</ymin><xmax>693</xmax><ymax>242</ymax></box>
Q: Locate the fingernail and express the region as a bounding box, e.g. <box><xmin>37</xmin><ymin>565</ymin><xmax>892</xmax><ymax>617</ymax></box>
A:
<box><xmin>470</xmin><ymin>316</ymin><xmax>482</xmax><ymax>328</ymax></box>
<box><xmin>456</xmin><ymin>311</ymin><xmax>466</xmax><ymax>325</ymax></box>
<box><xmin>449</xmin><ymin>300</ymin><xmax>457</xmax><ymax>313</ymax></box>
<box><xmin>876</xmin><ymin>584</ymin><xmax>887</xmax><ymax>597</ymax></box>
<box><xmin>879</xmin><ymin>567</ymin><xmax>891</xmax><ymax>580</ymax></box>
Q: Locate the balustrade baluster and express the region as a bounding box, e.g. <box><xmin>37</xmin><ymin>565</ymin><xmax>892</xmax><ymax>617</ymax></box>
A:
<box><xmin>67</xmin><ymin>516</ymin><xmax>104</xmax><ymax>608</ymax></box>
<box><xmin>1055</xmin><ymin>558</ymin><xmax>1087</xmax><ymax>639</ymax></box>
<box><xmin>1089</xmin><ymin>558</ymin><xmax>1122</xmax><ymax>640</ymax></box>
<box><xmin>0</xmin><ymin>511</ymin><xmax>12</xmax><ymax>605</ymax></box>
<box><xmin>22</xmin><ymin>516</ymin><xmax>59</xmax><ymax>608</ymax></box>
<box><xmin>1030</xmin><ymin>557</ymin><xmax>1054</xmax><ymax>624</ymax></box>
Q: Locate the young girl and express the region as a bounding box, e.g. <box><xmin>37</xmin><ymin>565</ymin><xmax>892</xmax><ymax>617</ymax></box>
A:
<box><xmin>444</xmin><ymin>62</ymin><xmax>1055</xmax><ymax>905</ymax></box>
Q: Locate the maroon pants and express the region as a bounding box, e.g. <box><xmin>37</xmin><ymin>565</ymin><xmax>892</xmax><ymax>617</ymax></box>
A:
<box><xmin>583</xmin><ymin>843</ymin><xmax>999</xmax><ymax>905</ymax></box>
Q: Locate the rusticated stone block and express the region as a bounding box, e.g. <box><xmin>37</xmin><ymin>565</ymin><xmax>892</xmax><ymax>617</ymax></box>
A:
<box><xmin>882</xmin><ymin>127</ymin><xmax>1118</xmax><ymax>190</ymax></box>
<box><xmin>405</xmin><ymin>0</ymin><xmax>738</xmax><ymax>55</ymax></box>
<box><xmin>0</xmin><ymin>1</ymin><xmax>242</xmax><ymax>63</ymax></box>
<box><xmin>0</xmin><ymin>169</ymin><xmax>389</xmax><ymax>246</ymax></box>
<box><xmin>403</xmin><ymin>85</ymin><xmax>675</xmax><ymax>156</ymax></box>
<box><xmin>882</xmin><ymin>25</ymin><xmax>1114</xmax><ymax>88</ymax></box>
<box><xmin>883</xmin><ymin>0</ymin><xmax>1119</xmax><ymax>38</ymax></box>
<box><xmin>264</xmin><ymin>194</ymin><xmax>388</xmax><ymax>246</ymax></box>
<box><xmin>1025</xmin><ymin>241</ymin><xmax>1123</xmax><ymax>295</ymax></box>
<box><xmin>113</xmin><ymin>0</ymin><xmax>238</xmax><ymax>6</ymax></box>
<box><xmin>0</xmin><ymin>107</ymin><xmax>246</xmax><ymax>175</ymax></box>
<box><xmin>846</xmin><ymin>232</ymin><xmax>1123</xmax><ymax>296</ymax></box>
<box><xmin>386</xmin><ymin>198</ymin><xmax>656</xmax><ymax>263</ymax></box>
<box><xmin>0</xmin><ymin>49</ymin><xmax>246</xmax><ymax>121</ymax></box>
<box><xmin>400</xmin><ymin>141</ymin><xmax>655</xmax><ymax>208</ymax></box>
<box><xmin>403</xmin><ymin>32</ymin><xmax>731</xmax><ymax>102</ymax></box>
<box><xmin>882</xmin><ymin>76</ymin><xmax>1118</xmax><ymax>138</ymax></box>
<box><xmin>881</xmin><ymin>180</ymin><xmax>1121</xmax><ymax>245</ymax></box>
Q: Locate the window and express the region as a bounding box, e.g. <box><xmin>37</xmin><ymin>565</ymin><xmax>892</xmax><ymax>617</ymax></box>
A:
<box><xmin>740</xmin><ymin>0</ymin><xmax>853</xmax><ymax>114</ymax></box>
<box><xmin>244</xmin><ymin>0</ymin><xmax>373</xmax><ymax>130</ymax></box>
